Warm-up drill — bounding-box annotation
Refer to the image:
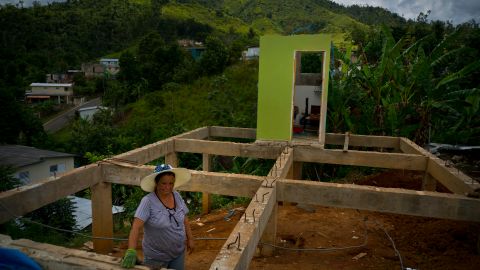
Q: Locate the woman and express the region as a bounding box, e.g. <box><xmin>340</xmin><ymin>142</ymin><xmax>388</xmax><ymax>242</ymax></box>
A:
<box><xmin>122</xmin><ymin>164</ymin><xmax>194</xmax><ymax>269</ymax></box>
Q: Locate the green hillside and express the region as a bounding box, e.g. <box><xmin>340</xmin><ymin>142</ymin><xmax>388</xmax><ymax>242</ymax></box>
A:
<box><xmin>162</xmin><ymin>2</ymin><xmax>252</xmax><ymax>34</ymax></box>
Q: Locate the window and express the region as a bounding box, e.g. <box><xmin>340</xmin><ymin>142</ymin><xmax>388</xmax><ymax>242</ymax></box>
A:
<box><xmin>17</xmin><ymin>171</ymin><xmax>30</xmax><ymax>185</ymax></box>
<box><xmin>50</xmin><ymin>163</ymin><xmax>66</xmax><ymax>177</ymax></box>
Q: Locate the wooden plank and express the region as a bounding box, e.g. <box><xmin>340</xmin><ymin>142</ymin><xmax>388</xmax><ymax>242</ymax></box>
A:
<box><xmin>0</xmin><ymin>234</ymin><xmax>148</xmax><ymax>269</ymax></box>
<box><xmin>210</xmin><ymin>126</ymin><xmax>256</xmax><ymax>139</ymax></box>
<box><xmin>202</xmin><ymin>153</ymin><xmax>212</xmax><ymax>214</ymax></box>
<box><xmin>277</xmin><ymin>179</ymin><xmax>480</xmax><ymax>222</ymax></box>
<box><xmin>325</xmin><ymin>133</ymin><xmax>400</xmax><ymax>149</ymax></box>
<box><xmin>174</xmin><ymin>139</ymin><xmax>281</xmax><ymax>159</ymax></box>
<box><xmin>210</xmin><ymin>184</ymin><xmax>277</xmax><ymax>270</ymax></box>
<box><xmin>101</xmin><ymin>163</ymin><xmax>263</xmax><ymax>197</ymax></box>
<box><xmin>91</xmin><ymin>181</ymin><xmax>113</xmax><ymax>254</ymax></box>
<box><xmin>400</xmin><ymin>138</ymin><xmax>477</xmax><ymax>194</ymax></box>
<box><xmin>0</xmin><ymin>164</ymin><xmax>101</xmax><ymax>224</ymax></box>
<box><xmin>294</xmin><ymin>146</ymin><xmax>427</xmax><ymax>171</ymax></box>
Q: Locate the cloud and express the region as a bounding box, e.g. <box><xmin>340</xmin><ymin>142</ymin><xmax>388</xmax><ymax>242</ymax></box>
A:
<box><xmin>332</xmin><ymin>0</ymin><xmax>480</xmax><ymax>24</ymax></box>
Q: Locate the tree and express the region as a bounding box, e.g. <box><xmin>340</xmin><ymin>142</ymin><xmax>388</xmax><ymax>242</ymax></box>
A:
<box><xmin>199</xmin><ymin>35</ymin><xmax>229</xmax><ymax>75</ymax></box>
<box><xmin>0</xmin><ymin>165</ymin><xmax>20</xmax><ymax>192</ymax></box>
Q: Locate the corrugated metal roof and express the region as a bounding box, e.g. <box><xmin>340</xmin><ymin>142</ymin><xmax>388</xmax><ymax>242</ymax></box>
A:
<box><xmin>30</xmin><ymin>83</ymin><xmax>73</xmax><ymax>87</ymax></box>
<box><xmin>0</xmin><ymin>145</ymin><xmax>75</xmax><ymax>168</ymax></box>
<box><xmin>68</xmin><ymin>196</ymin><xmax>124</xmax><ymax>230</ymax></box>
<box><xmin>99</xmin><ymin>58</ymin><xmax>119</xmax><ymax>62</ymax></box>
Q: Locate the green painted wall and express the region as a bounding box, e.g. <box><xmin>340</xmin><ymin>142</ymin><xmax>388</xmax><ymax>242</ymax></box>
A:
<box><xmin>256</xmin><ymin>34</ymin><xmax>331</xmax><ymax>141</ymax></box>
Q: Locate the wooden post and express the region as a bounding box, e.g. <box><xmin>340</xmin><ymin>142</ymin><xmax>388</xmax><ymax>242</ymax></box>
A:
<box><xmin>91</xmin><ymin>181</ymin><xmax>113</xmax><ymax>254</ymax></box>
<box><xmin>202</xmin><ymin>153</ymin><xmax>212</xmax><ymax>214</ymax></box>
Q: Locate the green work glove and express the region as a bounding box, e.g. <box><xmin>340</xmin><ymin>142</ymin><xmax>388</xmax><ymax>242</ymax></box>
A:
<box><xmin>121</xmin><ymin>248</ymin><xmax>137</xmax><ymax>268</ymax></box>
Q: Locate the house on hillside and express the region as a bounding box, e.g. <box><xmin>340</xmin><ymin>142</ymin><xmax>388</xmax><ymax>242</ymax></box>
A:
<box><xmin>178</xmin><ymin>39</ymin><xmax>205</xmax><ymax>60</ymax></box>
<box><xmin>45</xmin><ymin>70</ymin><xmax>83</xmax><ymax>84</ymax></box>
<box><xmin>99</xmin><ymin>58</ymin><xmax>120</xmax><ymax>76</ymax></box>
<box><xmin>25</xmin><ymin>83</ymin><xmax>74</xmax><ymax>104</ymax></box>
<box><xmin>81</xmin><ymin>63</ymin><xmax>105</xmax><ymax>79</ymax></box>
<box><xmin>242</xmin><ymin>46</ymin><xmax>260</xmax><ymax>60</ymax></box>
<box><xmin>0</xmin><ymin>145</ymin><xmax>75</xmax><ymax>185</ymax></box>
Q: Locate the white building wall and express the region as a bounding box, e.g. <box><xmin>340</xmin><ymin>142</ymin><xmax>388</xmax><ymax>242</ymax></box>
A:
<box><xmin>14</xmin><ymin>157</ymin><xmax>74</xmax><ymax>184</ymax></box>
<box><xmin>293</xmin><ymin>85</ymin><xmax>322</xmax><ymax>118</ymax></box>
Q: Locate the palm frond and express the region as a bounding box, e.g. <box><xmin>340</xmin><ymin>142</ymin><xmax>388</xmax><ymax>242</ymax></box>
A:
<box><xmin>435</xmin><ymin>60</ymin><xmax>480</xmax><ymax>89</ymax></box>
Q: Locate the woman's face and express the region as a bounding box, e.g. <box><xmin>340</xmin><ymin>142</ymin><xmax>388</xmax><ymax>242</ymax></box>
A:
<box><xmin>156</xmin><ymin>173</ymin><xmax>175</xmax><ymax>195</ymax></box>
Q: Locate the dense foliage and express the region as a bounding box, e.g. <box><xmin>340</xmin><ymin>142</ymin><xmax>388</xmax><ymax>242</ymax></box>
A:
<box><xmin>330</xmin><ymin>22</ymin><xmax>480</xmax><ymax>145</ymax></box>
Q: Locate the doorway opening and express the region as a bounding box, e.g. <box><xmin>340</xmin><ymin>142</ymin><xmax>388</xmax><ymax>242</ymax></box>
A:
<box><xmin>292</xmin><ymin>51</ymin><xmax>324</xmax><ymax>140</ymax></box>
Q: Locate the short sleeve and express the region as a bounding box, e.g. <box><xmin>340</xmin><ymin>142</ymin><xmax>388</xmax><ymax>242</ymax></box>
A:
<box><xmin>134</xmin><ymin>195</ymin><xmax>151</xmax><ymax>222</ymax></box>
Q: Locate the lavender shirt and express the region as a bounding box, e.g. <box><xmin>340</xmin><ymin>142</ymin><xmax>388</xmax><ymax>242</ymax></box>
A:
<box><xmin>134</xmin><ymin>191</ymin><xmax>189</xmax><ymax>262</ymax></box>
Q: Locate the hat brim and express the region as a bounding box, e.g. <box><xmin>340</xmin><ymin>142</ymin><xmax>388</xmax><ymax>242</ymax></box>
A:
<box><xmin>140</xmin><ymin>168</ymin><xmax>191</xmax><ymax>192</ymax></box>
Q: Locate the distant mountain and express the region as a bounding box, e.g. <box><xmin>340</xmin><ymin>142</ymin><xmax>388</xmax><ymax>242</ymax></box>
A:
<box><xmin>159</xmin><ymin>0</ymin><xmax>408</xmax><ymax>47</ymax></box>
<box><xmin>0</xmin><ymin>0</ymin><xmax>66</xmax><ymax>7</ymax></box>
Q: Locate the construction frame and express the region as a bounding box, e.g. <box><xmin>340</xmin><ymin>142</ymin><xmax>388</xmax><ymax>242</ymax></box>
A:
<box><xmin>1</xmin><ymin>126</ymin><xmax>479</xmax><ymax>269</ymax></box>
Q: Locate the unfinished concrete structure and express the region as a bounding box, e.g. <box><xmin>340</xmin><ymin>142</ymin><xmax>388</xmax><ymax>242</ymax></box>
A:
<box><xmin>1</xmin><ymin>35</ymin><xmax>479</xmax><ymax>269</ymax></box>
<box><xmin>1</xmin><ymin>126</ymin><xmax>479</xmax><ymax>269</ymax></box>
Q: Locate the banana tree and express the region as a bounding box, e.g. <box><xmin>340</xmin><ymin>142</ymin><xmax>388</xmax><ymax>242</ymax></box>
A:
<box><xmin>333</xmin><ymin>25</ymin><xmax>480</xmax><ymax>145</ymax></box>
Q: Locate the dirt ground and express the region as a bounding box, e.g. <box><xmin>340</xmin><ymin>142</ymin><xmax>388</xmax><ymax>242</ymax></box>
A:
<box><xmin>114</xmin><ymin>170</ymin><xmax>480</xmax><ymax>269</ymax></box>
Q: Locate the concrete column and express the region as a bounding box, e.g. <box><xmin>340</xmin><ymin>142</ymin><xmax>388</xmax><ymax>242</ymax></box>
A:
<box><xmin>91</xmin><ymin>181</ymin><xmax>113</xmax><ymax>254</ymax></box>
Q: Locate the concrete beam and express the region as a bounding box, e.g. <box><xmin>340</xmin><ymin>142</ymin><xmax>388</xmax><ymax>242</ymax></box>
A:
<box><xmin>174</xmin><ymin>139</ymin><xmax>281</xmax><ymax>159</ymax></box>
<box><xmin>277</xmin><ymin>179</ymin><xmax>480</xmax><ymax>222</ymax></box>
<box><xmin>0</xmin><ymin>234</ymin><xmax>148</xmax><ymax>269</ymax></box>
<box><xmin>400</xmin><ymin>137</ymin><xmax>479</xmax><ymax>194</ymax></box>
<box><xmin>112</xmin><ymin>127</ymin><xmax>208</xmax><ymax>165</ymax></box>
<box><xmin>210</xmin><ymin>148</ymin><xmax>293</xmax><ymax>268</ymax></box>
<box><xmin>0</xmin><ymin>164</ymin><xmax>101</xmax><ymax>224</ymax></box>
<box><xmin>294</xmin><ymin>146</ymin><xmax>427</xmax><ymax>171</ymax></box>
<box><xmin>101</xmin><ymin>163</ymin><xmax>264</xmax><ymax>197</ymax></box>
<box><xmin>325</xmin><ymin>133</ymin><xmax>400</xmax><ymax>149</ymax></box>
<box><xmin>209</xmin><ymin>126</ymin><xmax>256</xmax><ymax>139</ymax></box>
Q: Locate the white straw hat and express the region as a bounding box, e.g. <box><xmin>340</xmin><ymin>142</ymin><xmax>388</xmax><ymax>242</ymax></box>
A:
<box><xmin>140</xmin><ymin>164</ymin><xmax>191</xmax><ymax>192</ymax></box>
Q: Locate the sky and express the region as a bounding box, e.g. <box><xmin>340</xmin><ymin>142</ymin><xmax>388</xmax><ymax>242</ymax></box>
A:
<box><xmin>1</xmin><ymin>0</ymin><xmax>479</xmax><ymax>25</ymax></box>
<box><xmin>331</xmin><ymin>0</ymin><xmax>480</xmax><ymax>25</ymax></box>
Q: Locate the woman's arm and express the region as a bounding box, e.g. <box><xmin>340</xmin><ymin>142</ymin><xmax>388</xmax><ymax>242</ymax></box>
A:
<box><xmin>184</xmin><ymin>216</ymin><xmax>194</xmax><ymax>254</ymax></box>
<box><xmin>128</xmin><ymin>217</ymin><xmax>145</xmax><ymax>249</ymax></box>
<box><xmin>122</xmin><ymin>218</ymin><xmax>144</xmax><ymax>268</ymax></box>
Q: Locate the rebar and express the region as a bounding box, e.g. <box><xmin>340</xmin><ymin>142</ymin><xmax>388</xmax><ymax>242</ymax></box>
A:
<box><xmin>262</xmin><ymin>192</ymin><xmax>270</xmax><ymax>203</ymax></box>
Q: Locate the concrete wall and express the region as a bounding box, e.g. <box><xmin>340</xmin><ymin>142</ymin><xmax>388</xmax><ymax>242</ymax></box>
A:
<box><xmin>256</xmin><ymin>34</ymin><xmax>331</xmax><ymax>141</ymax></box>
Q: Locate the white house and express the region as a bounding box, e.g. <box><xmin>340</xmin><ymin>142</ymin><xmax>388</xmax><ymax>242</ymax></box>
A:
<box><xmin>0</xmin><ymin>145</ymin><xmax>75</xmax><ymax>185</ymax></box>
<box><xmin>25</xmin><ymin>83</ymin><xmax>74</xmax><ymax>104</ymax></box>
<box><xmin>244</xmin><ymin>46</ymin><xmax>260</xmax><ymax>60</ymax></box>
